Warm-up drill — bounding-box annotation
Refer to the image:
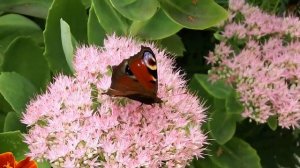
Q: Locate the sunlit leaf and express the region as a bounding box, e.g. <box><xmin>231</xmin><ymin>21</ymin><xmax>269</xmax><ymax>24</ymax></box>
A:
<box><xmin>110</xmin><ymin>0</ymin><xmax>159</xmax><ymax>21</ymax></box>
<box><xmin>159</xmin><ymin>0</ymin><xmax>228</xmax><ymax>29</ymax></box>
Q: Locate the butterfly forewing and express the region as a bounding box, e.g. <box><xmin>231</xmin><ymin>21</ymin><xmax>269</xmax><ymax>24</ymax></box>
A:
<box><xmin>104</xmin><ymin>46</ymin><xmax>162</xmax><ymax>104</ymax></box>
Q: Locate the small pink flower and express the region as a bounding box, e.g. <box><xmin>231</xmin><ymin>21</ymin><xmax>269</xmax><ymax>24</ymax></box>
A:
<box><xmin>228</xmin><ymin>0</ymin><xmax>245</xmax><ymax>11</ymax></box>
<box><xmin>22</xmin><ymin>35</ymin><xmax>208</xmax><ymax>167</ymax></box>
<box><xmin>207</xmin><ymin>1</ymin><xmax>300</xmax><ymax>129</ymax></box>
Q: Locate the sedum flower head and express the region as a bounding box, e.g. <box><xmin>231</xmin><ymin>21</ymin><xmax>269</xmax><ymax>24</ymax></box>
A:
<box><xmin>207</xmin><ymin>0</ymin><xmax>300</xmax><ymax>129</ymax></box>
<box><xmin>22</xmin><ymin>35</ymin><xmax>207</xmax><ymax>167</ymax></box>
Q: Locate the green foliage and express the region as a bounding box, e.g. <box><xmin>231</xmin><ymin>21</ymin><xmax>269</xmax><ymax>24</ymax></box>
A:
<box><xmin>248</xmin><ymin>0</ymin><xmax>281</xmax><ymax>13</ymax></box>
<box><xmin>130</xmin><ymin>9</ymin><xmax>182</xmax><ymax>40</ymax></box>
<box><xmin>189</xmin><ymin>74</ymin><xmax>243</xmax><ymax>144</ymax></box>
<box><xmin>43</xmin><ymin>0</ymin><xmax>87</xmax><ymax>74</ymax></box>
<box><xmin>192</xmin><ymin>138</ymin><xmax>261</xmax><ymax>168</ymax></box>
<box><xmin>0</xmin><ymin>131</ymin><xmax>28</xmax><ymax>161</ymax></box>
<box><xmin>60</xmin><ymin>19</ymin><xmax>77</xmax><ymax>73</ymax></box>
<box><xmin>158</xmin><ymin>35</ymin><xmax>185</xmax><ymax>56</ymax></box>
<box><xmin>237</xmin><ymin>123</ymin><xmax>300</xmax><ymax>167</ymax></box>
<box><xmin>4</xmin><ymin>112</ymin><xmax>26</xmax><ymax>132</ymax></box>
<box><xmin>87</xmin><ymin>6</ymin><xmax>106</xmax><ymax>46</ymax></box>
<box><xmin>0</xmin><ymin>0</ymin><xmax>52</xmax><ymax>18</ymax></box>
<box><xmin>0</xmin><ymin>14</ymin><xmax>43</xmax><ymax>67</ymax></box>
<box><xmin>3</xmin><ymin>37</ymin><xmax>50</xmax><ymax>89</ymax></box>
<box><xmin>189</xmin><ymin>74</ymin><xmax>262</xmax><ymax>167</ymax></box>
<box><xmin>92</xmin><ymin>0</ymin><xmax>130</xmax><ymax>35</ymax></box>
<box><xmin>158</xmin><ymin>0</ymin><xmax>228</xmax><ymax>29</ymax></box>
<box><xmin>0</xmin><ymin>72</ymin><xmax>36</xmax><ymax>114</ymax></box>
<box><xmin>110</xmin><ymin>0</ymin><xmax>159</xmax><ymax>21</ymax></box>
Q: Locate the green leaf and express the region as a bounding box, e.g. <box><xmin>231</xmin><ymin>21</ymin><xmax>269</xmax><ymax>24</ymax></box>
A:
<box><xmin>81</xmin><ymin>0</ymin><xmax>91</xmax><ymax>9</ymax></box>
<box><xmin>92</xmin><ymin>0</ymin><xmax>129</xmax><ymax>35</ymax></box>
<box><xmin>60</xmin><ymin>19</ymin><xmax>77</xmax><ymax>73</ymax></box>
<box><xmin>0</xmin><ymin>113</ymin><xmax>6</xmax><ymax>132</ymax></box>
<box><xmin>192</xmin><ymin>74</ymin><xmax>232</xmax><ymax>99</ymax></box>
<box><xmin>225</xmin><ymin>91</ymin><xmax>244</xmax><ymax>121</ymax></box>
<box><xmin>0</xmin><ymin>72</ymin><xmax>36</xmax><ymax>114</ymax></box>
<box><xmin>87</xmin><ymin>6</ymin><xmax>106</xmax><ymax>46</ymax></box>
<box><xmin>158</xmin><ymin>0</ymin><xmax>228</xmax><ymax>29</ymax></box>
<box><xmin>210</xmin><ymin>137</ymin><xmax>261</xmax><ymax>168</ymax></box>
<box><xmin>191</xmin><ymin>157</ymin><xmax>222</xmax><ymax>168</ymax></box>
<box><xmin>3</xmin><ymin>37</ymin><xmax>50</xmax><ymax>90</ymax></box>
<box><xmin>0</xmin><ymin>131</ymin><xmax>28</xmax><ymax>161</ymax></box>
<box><xmin>189</xmin><ymin>74</ymin><xmax>214</xmax><ymax>108</ymax></box>
<box><xmin>158</xmin><ymin>34</ymin><xmax>185</xmax><ymax>56</ymax></box>
<box><xmin>0</xmin><ymin>0</ymin><xmax>52</xmax><ymax>19</ymax></box>
<box><xmin>0</xmin><ymin>94</ymin><xmax>13</xmax><ymax>114</ymax></box>
<box><xmin>0</xmin><ymin>14</ymin><xmax>43</xmax><ymax>56</ymax></box>
<box><xmin>267</xmin><ymin>116</ymin><xmax>278</xmax><ymax>131</ymax></box>
<box><xmin>37</xmin><ymin>160</ymin><xmax>51</xmax><ymax>168</ymax></box>
<box><xmin>245</xmin><ymin>127</ymin><xmax>300</xmax><ymax>167</ymax></box>
<box><xmin>130</xmin><ymin>9</ymin><xmax>182</xmax><ymax>40</ymax></box>
<box><xmin>44</xmin><ymin>0</ymin><xmax>87</xmax><ymax>74</ymax></box>
<box><xmin>110</xmin><ymin>0</ymin><xmax>159</xmax><ymax>21</ymax></box>
<box><xmin>213</xmin><ymin>31</ymin><xmax>224</xmax><ymax>41</ymax></box>
<box><xmin>209</xmin><ymin>98</ymin><xmax>236</xmax><ymax>145</ymax></box>
<box><xmin>4</xmin><ymin>112</ymin><xmax>26</xmax><ymax>132</ymax></box>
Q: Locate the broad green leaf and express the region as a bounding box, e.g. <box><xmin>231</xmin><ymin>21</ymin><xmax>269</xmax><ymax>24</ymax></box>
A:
<box><xmin>158</xmin><ymin>0</ymin><xmax>228</xmax><ymax>29</ymax></box>
<box><xmin>60</xmin><ymin>19</ymin><xmax>77</xmax><ymax>73</ymax></box>
<box><xmin>158</xmin><ymin>34</ymin><xmax>185</xmax><ymax>56</ymax></box>
<box><xmin>214</xmin><ymin>31</ymin><xmax>224</xmax><ymax>41</ymax></box>
<box><xmin>81</xmin><ymin>0</ymin><xmax>91</xmax><ymax>9</ymax></box>
<box><xmin>191</xmin><ymin>157</ymin><xmax>221</xmax><ymax>168</ymax></box>
<box><xmin>0</xmin><ymin>131</ymin><xmax>28</xmax><ymax>161</ymax></box>
<box><xmin>4</xmin><ymin>112</ymin><xmax>26</xmax><ymax>132</ymax></box>
<box><xmin>3</xmin><ymin>37</ymin><xmax>50</xmax><ymax>90</ymax></box>
<box><xmin>0</xmin><ymin>113</ymin><xmax>5</xmax><ymax>132</ymax></box>
<box><xmin>130</xmin><ymin>9</ymin><xmax>182</xmax><ymax>40</ymax></box>
<box><xmin>0</xmin><ymin>0</ymin><xmax>52</xmax><ymax>18</ymax></box>
<box><xmin>209</xmin><ymin>98</ymin><xmax>236</xmax><ymax>145</ymax></box>
<box><xmin>0</xmin><ymin>14</ymin><xmax>43</xmax><ymax>57</ymax></box>
<box><xmin>210</xmin><ymin>137</ymin><xmax>261</xmax><ymax>168</ymax></box>
<box><xmin>0</xmin><ymin>72</ymin><xmax>36</xmax><ymax>114</ymax></box>
<box><xmin>92</xmin><ymin>0</ymin><xmax>129</xmax><ymax>35</ymax></box>
<box><xmin>0</xmin><ymin>94</ymin><xmax>13</xmax><ymax>114</ymax></box>
<box><xmin>37</xmin><ymin>160</ymin><xmax>51</xmax><ymax>168</ymax></box>
<box><xmin>267</xmin><ymin>115</ymin><xmax>278</xmax><ymax>131</ymax></box>
<box><xmin>110</xmin><ymin>0</ymin><xmax>159</xmax><ymax>21</ymax></box>
<box><xmin>0</xmin><ymin>51</ymin><xmax>3</xmax><ymax>71</ymax></box>
<box><xmin>87</xmin><ymin>6</ymin><xmax>106</xmax><ymax>46</ymax></box>
<box><xmin>247</xmin><ymin>127</ymin><xmax>300</xmax><ymax>167</ymax></box>
<box><xmin>44</xmin><ymin>0</ymin><xmax>87</xmax><ymax>74</ymax></box>
<box><xmin>192</xmin><ymin>74</ymin><xmax>232</xmax><ymax>99</ymax></box>
<box><xmin>189</xmin><ymin>74</ymin><xmax>214</xmax><ymax>108</ymax></box>
<box><xmin>225</xmin><ymin>91</ymin><xmax>244</xmax><ymax>121</ymax></box>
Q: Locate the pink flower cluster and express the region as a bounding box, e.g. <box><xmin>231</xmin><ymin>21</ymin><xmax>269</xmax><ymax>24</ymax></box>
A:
<box><xmin>207</xmin><ymin>0</ymin><xmax>300</xmax><ymax>129</ymax></box>
<box><xmin>22</xmin><ymin>35</ymin><xmax>207</xmax><ymax>167</ymax></box>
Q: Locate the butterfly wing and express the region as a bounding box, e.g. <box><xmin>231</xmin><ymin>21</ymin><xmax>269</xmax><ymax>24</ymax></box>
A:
<box><xmin>105</xmin><ymin>46</ymin><xmax>162</xmax><ymax>104</ymax></box>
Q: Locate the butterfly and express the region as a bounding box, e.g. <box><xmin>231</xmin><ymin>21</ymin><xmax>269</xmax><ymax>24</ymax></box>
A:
<box><xmin>104</xmin><ymin>46</ymin><xmax>163</xmax><ymax>104</ymax></box>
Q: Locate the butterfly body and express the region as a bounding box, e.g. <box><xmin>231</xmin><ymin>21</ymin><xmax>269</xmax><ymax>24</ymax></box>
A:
<box><xmin>104</xmin><ymin>46</ymin><xmax>162</xmax><ymax>104</ymax></box>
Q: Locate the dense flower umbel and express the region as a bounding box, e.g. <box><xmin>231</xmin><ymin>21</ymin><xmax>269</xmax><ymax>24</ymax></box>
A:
<box><xmin>207</xmin><ymin>0</ymin><xmax>300</xmax><ymax>128</ymax></box>
<box><xmin>22</xmin><ymin>35</ymin><xmax>207</xmax><ymax>167</ymax></box>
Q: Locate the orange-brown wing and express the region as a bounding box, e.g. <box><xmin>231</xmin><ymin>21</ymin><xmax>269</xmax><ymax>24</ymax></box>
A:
<box><xmin>129</xmin><ymin>46</ymin><xmax>158</xmax><ymax>94</ymax></box>
<box><xmin>105</xmin><ymin>46</ymin><xmax>161</xmax><ymax>104</ymax></box>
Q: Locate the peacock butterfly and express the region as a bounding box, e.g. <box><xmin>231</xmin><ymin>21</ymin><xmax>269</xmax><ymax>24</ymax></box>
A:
<box><xmin>104</xmin><ymin>46</ymin><xmax>162</xmax><ymax>104</ymax></box>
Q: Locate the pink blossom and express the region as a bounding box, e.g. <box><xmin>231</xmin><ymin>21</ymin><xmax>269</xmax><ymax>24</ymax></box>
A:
<box><xmin>22</xmin><ymin>35</ymin><xmax>207</xmax><ymax>167</ymax></box>
<box><xmin>207</xmin><ymin>1</ymin><xmax>300</xmax><ymax>128</ymax></box>
<box><xmin>228</xmin><ymin>0</ymin><xmax>245</xmax><ymax>11</ymax></box>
